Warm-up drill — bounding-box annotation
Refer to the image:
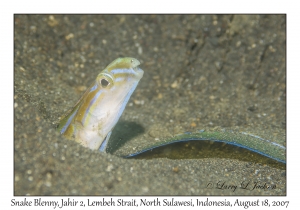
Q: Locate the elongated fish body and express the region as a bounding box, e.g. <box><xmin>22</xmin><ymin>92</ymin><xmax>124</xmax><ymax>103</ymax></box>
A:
<box><xmin>58</xmin><ymin>58</ymin><xmax>144</xmax><ymax>151</ymax></box>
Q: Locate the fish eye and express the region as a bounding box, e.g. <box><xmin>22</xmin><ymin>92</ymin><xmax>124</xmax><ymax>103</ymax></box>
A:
<box><xmin>100</xmin><ymin>78</ymin><xmax>109</xmax><ymax>87</ymax></box>
<box><xmin>97</xmin><ymin>72</ymin><xmax>114</xmax><ymax>88</ymax></box>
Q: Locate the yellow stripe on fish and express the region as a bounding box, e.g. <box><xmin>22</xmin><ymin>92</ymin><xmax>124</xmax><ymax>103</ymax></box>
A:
<box><xmin>57</xmin><ymin>58</ymin><xmax>144</xmax><ymax>151</ymax></box>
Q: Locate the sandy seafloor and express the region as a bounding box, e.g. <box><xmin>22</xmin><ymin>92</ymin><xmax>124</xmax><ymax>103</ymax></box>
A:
<box><xmin>14</xmin><ymin>15</ymin><xmax>286</xmax><ymax>195</ymax></box>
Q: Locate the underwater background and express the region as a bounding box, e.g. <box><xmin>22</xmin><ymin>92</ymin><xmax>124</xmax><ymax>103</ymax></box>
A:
<box><xmin>14</xmin><ymin>14</ymin><xmax>286</xmax><ymax>195</ymax></box>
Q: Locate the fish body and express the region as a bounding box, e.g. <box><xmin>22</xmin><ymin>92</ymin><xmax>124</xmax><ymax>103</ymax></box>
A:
<box><xmin>57</xmin><ymin>58</ymin><xmax>286</xmax><ymax>164</ymax></box>
<box><xmin>58</xmin><ymin>58</ymin><xmax>144</xmax><ymax>151</ymax></box>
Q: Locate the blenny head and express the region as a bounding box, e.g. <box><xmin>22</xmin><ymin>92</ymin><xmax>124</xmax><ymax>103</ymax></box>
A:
<box><xmin>58</xmin><ymin>57</ymin><xmax>143</xmax><ymax>150</ymax></box>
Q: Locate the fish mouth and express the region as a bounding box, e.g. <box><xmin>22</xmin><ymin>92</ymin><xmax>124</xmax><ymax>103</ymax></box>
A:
<box><xmin>133</xmin><ymin>67</ymin><xmax>144</xmax><ymax>79</ymax></box>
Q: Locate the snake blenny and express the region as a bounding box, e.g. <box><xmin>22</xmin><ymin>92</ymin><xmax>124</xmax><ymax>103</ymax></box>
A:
<box><xmin>58</xmin><ymin>58</ymin><xmax>286</xmax><ymax>164</ymax></box>
<box><xmin>57</xmin><ymin>58</ymin><xmax>144</xmax><ymax>151</ymax></box>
